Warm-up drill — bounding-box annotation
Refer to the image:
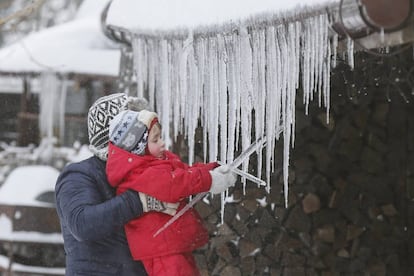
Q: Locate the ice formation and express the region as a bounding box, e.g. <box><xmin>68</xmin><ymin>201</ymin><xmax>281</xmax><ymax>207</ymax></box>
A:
<box><xmin>129</xmin><ymin>11</ymin><xmax>338</xmax><ymax>208</ymax></box>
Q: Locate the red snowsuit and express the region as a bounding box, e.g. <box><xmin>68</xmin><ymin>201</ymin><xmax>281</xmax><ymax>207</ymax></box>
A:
<box><xmin>106</xmin><ymin>142</ymin><xmax>217</xmax><ymax>276</ymax></box>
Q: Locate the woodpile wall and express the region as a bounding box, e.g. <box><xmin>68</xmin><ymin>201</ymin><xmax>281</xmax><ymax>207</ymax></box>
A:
<box><xmin>185</xmin><ymin>51</ymin><xmax>414</xmax><ymax>276</ymax></box>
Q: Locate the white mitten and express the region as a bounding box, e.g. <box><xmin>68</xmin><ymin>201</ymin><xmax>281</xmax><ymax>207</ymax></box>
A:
<box><xmin>138</xmin><ymin>192</ymin><xmax>179</xmax><ymax>216</ymax></box>
<box><xmin>209</xmin><ymin>166</ymin><xmax>237</xmax><ymax>194</ymax></box>
<box><xmin>214</xmin><ymin>164</ymin><xmax>230</xmax><ymax>174</ymax></box>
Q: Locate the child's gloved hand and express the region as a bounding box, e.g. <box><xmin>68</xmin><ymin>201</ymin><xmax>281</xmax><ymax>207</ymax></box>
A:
<box><xmin>214</xmin><ymin>164</ymin><xmax>230</xmax><ymax>173</ymax></box>
<box><xmin>138</xmin><ymin>192</ymin><xmax>179</xmax><ymax>216</ymax></box>
<box><xmin>209</xmin><ymin>165</ymin><xmax>237</xmax><ymax>194</ymax></box>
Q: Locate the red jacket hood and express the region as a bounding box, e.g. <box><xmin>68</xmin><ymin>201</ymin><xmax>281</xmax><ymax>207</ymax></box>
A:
<box><xmin>106</xmin><ymin>142</ymin><xmax>162</xmax><ymax>187</ymax></box>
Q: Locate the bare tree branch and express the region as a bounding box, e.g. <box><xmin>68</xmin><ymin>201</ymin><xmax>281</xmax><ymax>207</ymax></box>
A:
<box><xmin>0</xmin><ymin>0</ymin><xmax>46</xmax><ymax>28</ymax></box>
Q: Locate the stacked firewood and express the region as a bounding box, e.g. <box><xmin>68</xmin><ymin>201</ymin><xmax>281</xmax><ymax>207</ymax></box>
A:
<box><xmin>185</xmin><ymin>74</ymin><xmax>414</xmax><ymax>275</ymax></box>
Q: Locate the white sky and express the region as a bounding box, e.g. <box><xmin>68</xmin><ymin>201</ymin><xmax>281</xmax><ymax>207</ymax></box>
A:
<box><xmin>106</xmin><ymin>0</ymin><xmax>338</xmax><ymax>32</ymax></box>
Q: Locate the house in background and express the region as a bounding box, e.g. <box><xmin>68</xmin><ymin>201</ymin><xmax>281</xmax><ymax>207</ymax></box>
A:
<box><xmin>0</xmin><ymin>0</ymin><xmax>120</xmax><ymax>147</ymax></box>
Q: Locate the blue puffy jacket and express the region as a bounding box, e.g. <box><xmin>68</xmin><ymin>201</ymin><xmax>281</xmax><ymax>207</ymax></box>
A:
<box><xmin>55</xmin><ymin>156</ymin><xmax>147</xmax><ymax>275</ymax></box>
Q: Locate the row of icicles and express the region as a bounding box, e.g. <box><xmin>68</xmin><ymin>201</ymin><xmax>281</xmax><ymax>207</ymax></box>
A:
<box><xmin>129</xmin><ymin>12</ymin><xmax>353</xmax><ymax>213</ymax></box>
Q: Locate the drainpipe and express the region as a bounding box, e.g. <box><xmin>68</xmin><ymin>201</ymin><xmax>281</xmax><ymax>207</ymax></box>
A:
<box><xmin>332</xmin><ymin>0</ymin><xmax>413</xmax><ymax>49</ymax></box>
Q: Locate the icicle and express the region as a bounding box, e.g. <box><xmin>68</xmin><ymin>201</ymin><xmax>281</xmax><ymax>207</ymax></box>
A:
<box><xmin>58</xmin><ymin>77</ymin><xmax>68</xmax><ymax>142</ymax></box>
<box><xmin>154</xmin><ymin>41</ymin><xmax>162</xmax><ymax>119</ymax></box>
<box><xmin>231</xmin><ymin>167</ymin><xmax>266</xmax><ymax>186</ymax></box>
<box><xmin>147</xmin><ymin>39</ymin><xmax>156</xmax><ymax>110</ymax></box>
<box><xmin>132</xmin><ymin>37</ymin><xmax>145</xmax><ymax>99</ymax></box>
<box><xmin>171</xmin><ymin>39</ymin><xmax>181</xmax><ymax>141</ymax></box>
<box><xmin>195</xmin><ymin>37</ymin><xmax>207</xmax><ymax>163</ymax></box>
<box><xmin>213</xmin><ymin>45</ymin><xmax>221</xmax><ymax>161</ymax></box>
<box><xmin>183</xmin><ymin>33</ymin><xmax>197</xmax><ymax>165</ymax></box>
<box><xmin>186</xmin><ymin>38</ymin><xmax>197</xmax><ymax>165</ymax></box>
<box><xmin>323</xmin><ymin>16</ymin><xmax>331</xmax><ymax>124</ymax></box>
<box><xmin>276</xmin><ymin>24</ymin><xmax>291</xmax><ymax>207</ymax></box>
<box><xmin>331</xmin><ymin>33</ymin><xmax>338</xmax><ymax>68</ymax></box>
<box><xmin>232</xmin><ymin>32</ymin><xmax>242</xmax><ymax>154</ymax></box>
<box><xmin>309</xmin><ymin>18</ymin><xmax>316</xmax><ymax>104</ymax></box>
<box><xmin>347</xmin><ymin>36</ymin><xmax>354</xmax><ymax>70</ymax></box>
<box><xmin>317</xmin><ymin>16</ymin><xmax>324</xmax><ymax>107</ymax></box>
<box><xmin>129</xmin><ymin>11</ymin><xmax>335</xmax><ymax>211</ymax></box>
<box><xmin>380</xmin><ymin>27</ymin><xmax>385</xmax><ymax>44</ymax></box>
<box><xmin>192</xmin><ymin>37</ymin><xmax>207</xmax><ymax>160</ymax></box>
<box><xmin>217</xmin><ymin>34</ymin><xmax>228</xmax><ymax>163</ymax></box>
<box><xmin>158</xmin><ymin>39</ymin><xmax>172</xmax><ymax>148</ymax></box>
<box><xmin>39</xmin><ymin>71</ymin><xmax>60</xmax><ymax>139</ymax></box>
<box><xmin>142</xmin><ymin>39</ymin><xmax>149</xmax><ymax>99</ymax></box>
<box><xmin>220</xmin><ymin>190</ymin><xmax>228</xmax><ymax>224</ymax></box>
<box><xmin>265</xmin><ymin>25</ymin><xmax>277</xmax><ymax>192</ymax></box>
<box><xmin>252</xmin><ymin>28</ymin><xmax>266</xmax><ymax>181</ymax></box>
<box><xmin>179</xmin><ymin>34</ymin><xmax>193</xmax><ymax>137</ymax></box>
<box><xmin>202</xmin><ymin>37</ymin><xmax>210</xmax><ymax>163</ymax></box>
<box><xmin>293</xmin><ymin>22</ymin><xmax>301</xmax><ymax>90</ymax></box>
<box><xmin>274</xmin><ymin>25</ymin><xmax>282</xmax><ymax>164</ymax></box>
<box><xmin>289</xmin><ymin>22</ymin><xmax>301</xmax><ymax>149</ymax></box>
<box><xmin>302</xmin><ymin>19</ymin><xmax>311</xmax><ymax>115</ymax></box>
<box><xmin>225</xmin><ymin>33</ymin><xmax>238</xmax><ymax>164</ymax></box>
<box><xmin>201</xmin><ymin>36</ymin><xmax>220</xmax><ymax>162</ymax></box>
<box><xmin>239</xmin><ymin>26</ymin><xmax>253</xmax><ymax>190</ymax></box>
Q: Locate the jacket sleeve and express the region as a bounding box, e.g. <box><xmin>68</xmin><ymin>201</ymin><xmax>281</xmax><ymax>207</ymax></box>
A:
<box><xmin>55</xmin><ymin>161</ymin><xmax>143</xmax><ymax>242</ymax></box>
<box><xmin>192</xmin><ymin>161</ymin><xmax>219</xmax><ymax>171</ymax></box>
<box><xmin>119</xmin><ymin>162</ymin><xmax>213</xmax><ymax>203</ymax></box>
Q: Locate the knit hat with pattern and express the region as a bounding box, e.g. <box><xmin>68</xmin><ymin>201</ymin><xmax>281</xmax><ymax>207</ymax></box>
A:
<box><xmin>87</xmin><ymin>93</ymin><xmax>150</xmax><ymax>160</ymax></box>
<box><xmin>109</xmin><ymin>109</ymin><xmax>158</xmax><ymax>155</ymax></box>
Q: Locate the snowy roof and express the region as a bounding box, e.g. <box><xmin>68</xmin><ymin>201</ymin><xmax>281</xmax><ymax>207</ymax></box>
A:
<box><xmin>0</xmin><ymin>0</ymin><xmax>120</xmax><ymax>77</ymax></box>
<box><xmin>106</xmin><ymin>0</ymin><xmax>339</xmax><ymax>35</ymax></box>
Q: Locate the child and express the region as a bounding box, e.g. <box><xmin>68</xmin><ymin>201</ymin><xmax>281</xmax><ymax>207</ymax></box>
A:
<box><xmin>106</xmin><ymin>109</ymin><xmax>235</xmax><ymax>276</ymax></box>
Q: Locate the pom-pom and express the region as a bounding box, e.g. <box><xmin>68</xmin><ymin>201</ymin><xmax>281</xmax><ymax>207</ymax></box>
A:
<box><xmin>127</xmin><ymin>97</ymin><xmax>150</xmax><ymax>111</ymax></box>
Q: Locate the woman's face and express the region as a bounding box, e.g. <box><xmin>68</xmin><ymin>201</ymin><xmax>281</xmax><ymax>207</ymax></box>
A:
<box><xmin>147</xmin><ymin>123</ymin><xmax>165</xmax><ymax>159</ymax></box>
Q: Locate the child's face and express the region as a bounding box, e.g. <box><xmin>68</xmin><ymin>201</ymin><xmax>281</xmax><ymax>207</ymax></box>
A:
<box><xmin>147</xmin><ymin>123</ymin><xmax>165</xmax><ymax>159</ymax></box>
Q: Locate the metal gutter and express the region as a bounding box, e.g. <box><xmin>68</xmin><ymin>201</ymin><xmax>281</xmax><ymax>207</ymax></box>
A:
<box><xmin>102</xmin><ymin>0</ymin><xmax>414</xmax><ymax>51</ymax></box>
